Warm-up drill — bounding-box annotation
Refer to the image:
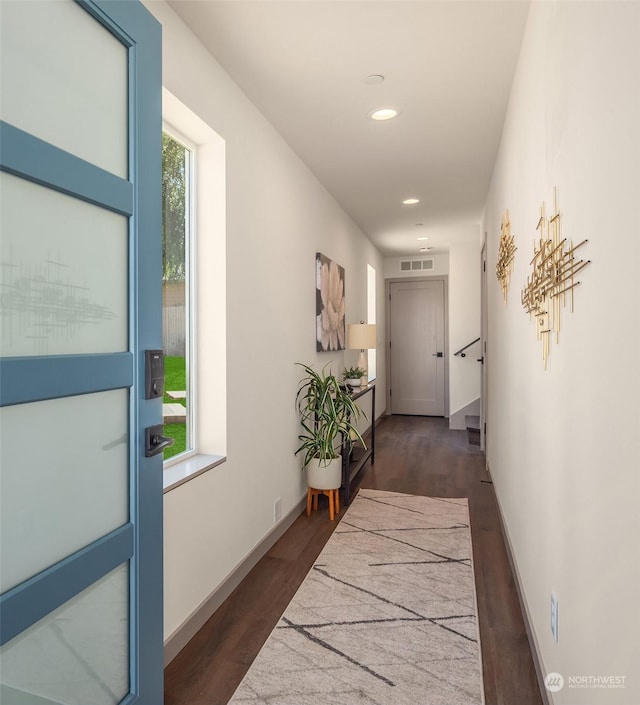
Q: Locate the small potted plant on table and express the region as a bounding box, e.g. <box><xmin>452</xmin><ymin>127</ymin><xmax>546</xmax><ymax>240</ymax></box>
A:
<box><xmin>342</xmin><ymin>366</ymin><xmax>366</xmax><ymax>387</ymax></box>
<box><xmin>295</xmin><ymin>363</ymin><xmax>367</xmax><ymax>519</ymax></box>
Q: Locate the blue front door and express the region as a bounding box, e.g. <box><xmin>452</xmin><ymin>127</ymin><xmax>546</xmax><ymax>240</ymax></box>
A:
<box><xmin>0</xmin><ymin>1</ymin><xmax>163</xmax><ymax>703</ymax></box>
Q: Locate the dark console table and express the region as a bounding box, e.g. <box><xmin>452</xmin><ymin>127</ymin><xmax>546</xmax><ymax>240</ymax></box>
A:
<box><xmin>341</xmin><ymin>382</ymin><xmax>375</xmax><ymax>506</ymax></box>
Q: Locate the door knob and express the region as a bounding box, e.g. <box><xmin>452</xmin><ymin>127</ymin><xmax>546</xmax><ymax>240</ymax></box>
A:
<box><xmin>145</xmin><ymin>424</ymin><xmax>175</xmax><ymax>457</ymax></box>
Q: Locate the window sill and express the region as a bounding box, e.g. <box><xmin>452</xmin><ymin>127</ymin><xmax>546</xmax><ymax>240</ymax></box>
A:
<box><xmin>163</xmin><ymin>453</ymin><xmax>226</xmax><ymax>494</ymax></box>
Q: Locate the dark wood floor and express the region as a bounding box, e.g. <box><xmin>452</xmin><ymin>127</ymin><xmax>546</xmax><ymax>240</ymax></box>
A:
<box><xmin>164</xmin><ymin>416</ymin><xmax>544</xmax><ymax>705</ymax></box>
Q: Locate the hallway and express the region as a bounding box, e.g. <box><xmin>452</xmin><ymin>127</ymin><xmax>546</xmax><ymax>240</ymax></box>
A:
<box><xmin>164</xmin><ymin>416</ymin><xmax>543</xmax><ymax>705</ymax></box>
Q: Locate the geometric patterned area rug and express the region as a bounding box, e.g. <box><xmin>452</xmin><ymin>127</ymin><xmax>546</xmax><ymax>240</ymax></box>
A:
<box><xmin>228</xmin><ymin>489</ymin><xmax>485</xmax><ymax>705</ymax></box>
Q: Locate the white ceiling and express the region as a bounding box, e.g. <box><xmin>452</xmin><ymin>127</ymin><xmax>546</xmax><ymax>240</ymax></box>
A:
<box><xmin>168</xmin><ymin>1</ymin><xmax>530</xmax><ymax>256</ymax></box>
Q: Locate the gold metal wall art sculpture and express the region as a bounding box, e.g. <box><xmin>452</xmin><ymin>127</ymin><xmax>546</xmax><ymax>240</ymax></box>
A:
<box><xmin>496</xmin><ymin>209</ymin><xmax>517</xmax><ymax>302</ymax></box>
<box><xmin>521</xmin><ymin>189</ymin><xmax>591</xmax><ymax>369</ymax></box>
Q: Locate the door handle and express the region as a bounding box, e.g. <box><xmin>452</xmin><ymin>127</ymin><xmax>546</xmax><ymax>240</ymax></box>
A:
<box><xmin>145</xmin><ymin>424</ymin><xmax>175</xmax><ymax>457</ymax></box>
<box><xmin>432</xmin><ymin>352</ymin><xmax>444</xmax><ymax>358</ymax></box>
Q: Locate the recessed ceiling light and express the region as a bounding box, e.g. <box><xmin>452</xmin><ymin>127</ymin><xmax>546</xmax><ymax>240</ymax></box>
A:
<box><xmin>369</xmin><ymin>108</ymin><xmax>399</xmax><ymax>121</ymax></box>
<box><xmin>417</xmin><ymin>236</ymin><xmax>429</xmax><ymax>241</ymax></box>
<box><xmin>415</xmin><ymin>223</ymin><xmax>424</xmax><ymax>227</ymax></box>
<box><xmin>402</xmin><ymin>198</ymin><xmax>420</xmax><ymax>205</ymax></box>
<box><xmin>419</xmin><ymin>247</ymin><xmax>431</xmax><ymax>253</ymax></box>
<box><xmin>364</xmin><ymin>74</ymin><xmax>385</xmax><ymax>85</ymax></box>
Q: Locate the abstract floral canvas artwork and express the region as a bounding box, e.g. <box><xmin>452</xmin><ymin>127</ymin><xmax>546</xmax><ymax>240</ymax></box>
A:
<box><xmin>316</xmin><ymin>252</ymin><xmax>345</xmax><ymax>351</ymax></box>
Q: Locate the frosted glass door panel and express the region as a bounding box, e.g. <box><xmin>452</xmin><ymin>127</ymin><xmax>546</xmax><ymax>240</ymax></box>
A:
<box><xmin>0</xmin><ymin>0</ymin><xmax>127</xmax><ymax>178</ymax></box>
<box><xmin>0</xmin><ymin>173</ymin><xmax>128</xmax><ymax>357</ymax></box>
<box><xmin>0</xmin><ymin>563</ymin><xmax>129</xmax><ymax>705</ymax></box>
<box><xmin>0</xmin><ymin>391</ymin><xmax>129</xmax><ymax>592</ymax></box>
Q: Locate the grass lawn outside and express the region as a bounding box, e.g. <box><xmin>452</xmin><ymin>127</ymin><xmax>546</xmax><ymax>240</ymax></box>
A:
<box><xmin>164</xmin><ymin>356</ymin><xmax>186</xmax><ymax>460</ymax></box>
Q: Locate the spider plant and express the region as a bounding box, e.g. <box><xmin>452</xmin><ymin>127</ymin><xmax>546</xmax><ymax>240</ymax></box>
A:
<box><xmin>295</xmin><ymin>363</ymin><xmax>367</xmax><ymax>469</ymax></box>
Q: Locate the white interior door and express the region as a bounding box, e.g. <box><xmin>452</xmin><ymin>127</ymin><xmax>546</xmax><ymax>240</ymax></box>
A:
<box><xmin>390</xmin><ymin>279</ymin><xmax>446</xmax><ymax>415</ymax></box>
<box><xmin>0</xmin><ymin>2</ymin><xmax>163</xmax><ymax>703</ymax></box>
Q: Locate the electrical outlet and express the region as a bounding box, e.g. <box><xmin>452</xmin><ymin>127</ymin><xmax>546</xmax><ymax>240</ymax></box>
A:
<box><xmin>273</xmin><ymin>497</ymin><xmax>282</xmax><ymax>523</ymax></box>
<box><xmin>551</xmin><ymin>591</ymin><xmax>559</xmax><ymax>643</ymax></box>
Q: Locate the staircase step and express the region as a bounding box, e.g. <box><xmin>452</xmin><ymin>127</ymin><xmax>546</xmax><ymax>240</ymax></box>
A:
<box><xmin>465</xmin><ymin>415</ymin><xmax>481</xmax><ymax>446</ymax></box>
<box><xmin>465</xmin><ymin>415</ymin><xmax>480</xmax><ymax>431</ymax></box>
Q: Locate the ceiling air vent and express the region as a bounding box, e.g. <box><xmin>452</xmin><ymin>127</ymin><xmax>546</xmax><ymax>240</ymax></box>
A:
<box><xmin>400</xmin><ymin>258</ymin><xmax>434</xmax><ymax>272</ymax></box>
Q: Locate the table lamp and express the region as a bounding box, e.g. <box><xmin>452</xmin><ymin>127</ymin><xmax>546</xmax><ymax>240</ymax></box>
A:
<box><xmin>347</xmin><ymin>321</ymin><xmax>377</xmax><ymax>382</ymax></box>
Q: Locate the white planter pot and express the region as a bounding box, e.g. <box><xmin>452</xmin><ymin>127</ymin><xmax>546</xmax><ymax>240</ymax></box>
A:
<box><xmin>306</xmin><ymin>456</ymin><xmax>342</xmax><ymax>490</ymax></box>
<box><xmin>347</xmin><ymin>378</ymin><xmax>362</xmax><ymax>387</ymax></box>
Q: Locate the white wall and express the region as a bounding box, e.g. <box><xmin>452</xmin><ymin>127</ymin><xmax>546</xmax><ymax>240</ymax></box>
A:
<box><xmin>484</xmin><ymin>3</ymin><xmax>640</xmax><ymax>703</ymax></box>
<box><xmin>146</xmin><ymin>2</ymin><xmax>386</xmax><ymax>644</ymax></box>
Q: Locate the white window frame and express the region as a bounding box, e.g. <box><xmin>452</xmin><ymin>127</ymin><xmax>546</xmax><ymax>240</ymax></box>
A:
<box><xmin>367</xmin><ymin>264</ymin><xmax>377</xmax><ymax>381</ymax></box>
<box><xmin>161</xmin><ymin>89</ymin><xmax>227</xmax><ymax>493</ymax></box>
<box><xmin>162</xmin><ymin>125</ymin><xmax>197</xmax><ymax>465</ymax></box>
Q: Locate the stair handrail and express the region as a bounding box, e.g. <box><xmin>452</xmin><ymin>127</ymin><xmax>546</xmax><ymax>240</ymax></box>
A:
<box><xmin>453</xmin><ymin>337</ymin><xmax>481</xmax><ymax>358</ymax></box>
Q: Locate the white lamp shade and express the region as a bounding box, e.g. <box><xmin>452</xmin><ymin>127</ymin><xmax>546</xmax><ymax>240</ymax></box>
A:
<box><xmin>348</xmin><ymin>323</ymin><xmax>376</xmax><ymax>350</ymax></box>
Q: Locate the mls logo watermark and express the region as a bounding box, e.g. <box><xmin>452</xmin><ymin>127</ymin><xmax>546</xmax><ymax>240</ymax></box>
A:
<box><xmin>545</xmin><ymin>672</ymin><xmax>627</xmax><ymax>693</ymax></box>
<box><xmin>545</xmin><ymin>672</ymin><xmax>565</xmax><ymax>693</ymax></box>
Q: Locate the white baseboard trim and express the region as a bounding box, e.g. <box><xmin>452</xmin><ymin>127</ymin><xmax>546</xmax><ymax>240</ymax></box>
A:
<box><xmin>492</xmin><ymin>482</ymin><xmax>552</xmax><ymax>705</ymax></box>
<box><xmin>163</xmin><ymin>495</ymin><xmax>307</xmax><ymax>666</ymax></box>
